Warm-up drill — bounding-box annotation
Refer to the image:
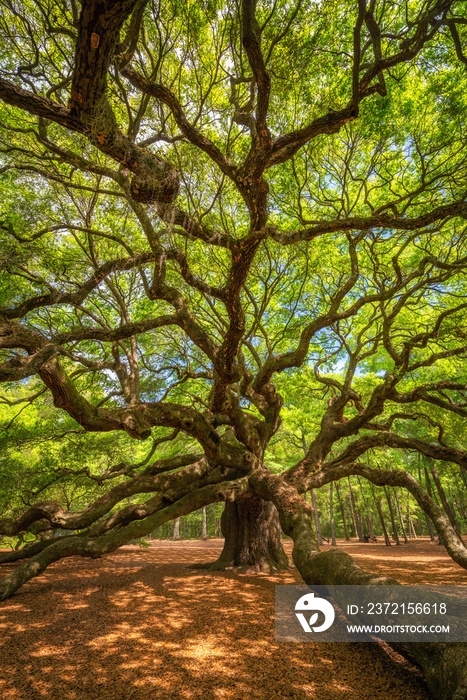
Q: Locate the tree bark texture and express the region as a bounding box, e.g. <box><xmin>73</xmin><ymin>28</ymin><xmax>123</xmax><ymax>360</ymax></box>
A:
<box><xmin>310</xmin><ymin>488</ymin><xmax>323</xmax><ymax>545</ymax></box>
<box><xmin>250</xmin><ymin>470</ymin><xmax>467</xmax><ymax>700</ymax></box>
<box><xmin>207</xmin><ymin>496</ymin><xmax>289</xmax><ymax>572</ymax></box>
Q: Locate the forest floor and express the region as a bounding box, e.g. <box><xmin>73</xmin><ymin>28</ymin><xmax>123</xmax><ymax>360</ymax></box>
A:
<box><xmin>1</xmin><ymin>537</ymin><xmax>466</xmax><ymax>700</ymax></box>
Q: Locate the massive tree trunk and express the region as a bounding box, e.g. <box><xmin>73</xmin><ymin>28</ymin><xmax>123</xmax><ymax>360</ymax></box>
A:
<box><xmin>206</xmin><ymin>496</ymin><xmax>290</xmax><ymax>572</ymax></box>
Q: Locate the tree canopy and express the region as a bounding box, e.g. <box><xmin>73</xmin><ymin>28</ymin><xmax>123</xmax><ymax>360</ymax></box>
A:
<box><xmin>1</xmin><ymin>1</ymin><xmax>467</xmax><ymax>695</ymax></box>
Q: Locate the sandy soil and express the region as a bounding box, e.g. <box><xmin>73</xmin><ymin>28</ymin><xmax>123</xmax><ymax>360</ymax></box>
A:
<box><xmin>0</xmin><ymin>537</ymin><xmax>465</xmax><ymax>700</ymax></box>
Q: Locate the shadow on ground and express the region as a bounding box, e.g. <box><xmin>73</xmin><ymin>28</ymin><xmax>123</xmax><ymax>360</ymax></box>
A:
<box><xmin>1</xmin><ymin>538</ymin><xmax>464</xmax><ymax>699</ymax></box>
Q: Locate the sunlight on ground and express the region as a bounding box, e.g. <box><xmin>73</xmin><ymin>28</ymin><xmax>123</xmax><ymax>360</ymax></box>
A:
<box><xmin>0</xmin><ymin>538</ymin><xmax>463</xmax><ymax>699</ymax></box>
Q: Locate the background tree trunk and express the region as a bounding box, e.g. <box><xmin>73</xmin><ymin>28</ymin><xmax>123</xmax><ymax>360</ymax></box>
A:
<box><xmin>384</xmin><ymin>486</ymin><xmax>400</xmax><ymax>544</ymax></box>
<box><xmin>455</xmin><ymin>473</ymin><xmax>467</xmax><ymax>522</ymax></box>
<box><xmin>394</xmin><ymin>488</ymin><xmax>409</xmax><ymax>543</ymax></box>
<box><xmin>423</xmin><ymin>467</ymin><xmax>439</xmax><ymax>541</ymax></box>
<box><xmin>173</xmin><ymin>517</ymin><xmax>180</xmax><ymax>541</ymax></box>
<box><xmin>310</xmin><ymin>488</ymin><xmax>323</xmax><ymax>545</ymax></box>
<box><xmin>357</xmin><ymin>476</ymin><xmax>373</xmax><ymax>540</ymax></box>
<box><xmin>348</xmin><ymin>477</ymin><xmax>363</xmax><ymax>540</ymax></box>
<box><xmin>371</xmin><ymin>484</ymin><xmax>391</xmax><ymax>546</ymax></box>
<box><xmin>335</xmin><ymin>482</ymin><xmax>350</xmax><ymax>540</ymax></box>
<box><xmin>431</xmin><ymin>463</ymin><xmax>463</xmax><ymax>540</ymax></box>
<box><xmin>330</xmin><ymin>482</ymin><xmax>337</xmax><ymax>546</ymax></box>
<box><xmin>201</xmin><ymin>506</ymin><xmax>207</xmax><ymax>540</ymax></box>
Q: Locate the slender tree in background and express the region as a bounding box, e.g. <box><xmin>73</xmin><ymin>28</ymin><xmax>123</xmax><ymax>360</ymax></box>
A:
<box><xmin>417</xmin><ymin>464</ymin><xmax>435</xmax><ymax>541</ymax></box>
<box><xmin>431</xmin><ymin>462</ymin><xmax>463</xmax><ymax>540</ymax></box>
<box><xmin>348</xmin><ymin>477</ymin><xmax>363</xmax><ymax>541</ymax></box>
<box><xmin>172</xmin><ymin>517</ymin><xmax>180</xmax><ymax>541</ymax></box>
<box><xmin>455</xmin><ymin>473</ymin><xmax>467</xmax><ymax>523</ymax></box>
<box><xmin>329</xmin><ymin>482</ymin><xmax>337</xmax><ymax>546</ymax></box>
<box><xmin>394</xmin><ymin>488</ymin><xmax>409</xmax><ymax>544</ymax></box>
<box><xmin>201</xmin><ymin>506</ymin><xmax>207</xmax><ymax>541</ymax></box>
<box><xmin>383</xmin><ymin>485</ymin><xmax>400</xmax><ymax>544</ymax></box>
<box><xmin>406</xmin><ymin>498</ymin><xmax>416</xmax><ymax>538</ymax></box>
<box><xmin>301</xmin><ymin>432</ymin><xmax>324</xmax><ymax>545</ymax></box>
<box><xmin>1</xmin><ymin>1</ymin><xmax>467</xmax><ymax>695</ymax></box>
<box><xmin>356</xmin><ymin>475</ymin><xmax>373</xmax><ymax>538</ymax></box>
<box><xmin>335</xmin><ymin>481</ymin><xmax>350</xmax><ymax>541</ymax></box>
<box><xmin>371</xmin><ymin>484</ymin><xmax>391</xmax><ymax>547</ymax></box>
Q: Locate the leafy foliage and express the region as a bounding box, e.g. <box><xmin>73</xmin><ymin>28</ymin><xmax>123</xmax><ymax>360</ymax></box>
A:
<box><xmin>0</xmin><ymin>0</ymin><xmax>467</xmax><ymax>598</ymax></box>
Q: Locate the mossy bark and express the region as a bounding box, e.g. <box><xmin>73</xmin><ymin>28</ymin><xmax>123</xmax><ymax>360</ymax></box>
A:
<box><xmin>250</xmin><ymin>468</ymin><xmax>467</xmax><ymax>700</ymax></box>
<box><xmin>207</xmin><ymin>496</ymin><xmax>289</xmax><ymax>572</ymax></box>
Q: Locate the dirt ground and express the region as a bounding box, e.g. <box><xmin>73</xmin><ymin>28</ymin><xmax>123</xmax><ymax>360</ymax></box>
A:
<box><xmin>1</xmin><ymin>537</ymin><xmax>466</xmax><ymax>700</ymax></box>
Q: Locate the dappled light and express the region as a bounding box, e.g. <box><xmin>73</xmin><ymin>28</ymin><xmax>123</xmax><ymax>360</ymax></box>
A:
<box><xmin>2</xmin><ymin>538</ymin><xmax>463</xmax><ymax>699</ymax></box>
<box><xmin>1</xmin><ymin>0</ymin><xmax>467</xmax><ymax>697</ymax></box>
<box><xmin>320</xmin><ymin>538</ymin><xmax>467</xmax><ymax>585</ymax></box>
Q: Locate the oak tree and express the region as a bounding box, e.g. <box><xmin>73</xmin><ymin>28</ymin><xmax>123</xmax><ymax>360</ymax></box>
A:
<box><xmin>1</xmin><ymin>0</ymin><xmax>467</xmax><ymax>695</ymax></box>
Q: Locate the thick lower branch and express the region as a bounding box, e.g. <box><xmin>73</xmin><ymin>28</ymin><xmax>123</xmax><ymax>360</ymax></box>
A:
<box><xmin>0</xmin><ymin>476</ymin><xmax>252</xmax><ymax>601</ymax></box>
<box><xmin>300</xmin><ymin>462</ymin><xmax>467</xmax><ymax>570</ymax></box>
<box><xmin>250</xmin><ymin>468</ymin><xmax>467</xmax><ymax>700</ymax></box>
<box><xmin>0</xmin><ymin>454</ymin><xmax>206</xmax><ymax>538</ymax></box>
